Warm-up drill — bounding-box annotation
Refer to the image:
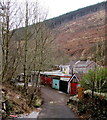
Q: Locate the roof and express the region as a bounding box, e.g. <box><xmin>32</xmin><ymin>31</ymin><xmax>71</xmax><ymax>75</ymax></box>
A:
<box><xmin>58</xmin><ymin>61</ymin><xmax>77</xmax><ymax>67</ymax></box>
<box><xmin>68</xmin><ymin>74</ymin><xmax>80</xmax><ymax>82</ymax></box>
<box><xmin>68</xmin><ymin>60</ymin><xmax>77</xmax><ymax>66</ymax></box>
<box><xmin>40</xmin><ymin>71</ymin><xmax>72</xmax><ymax>77</ymax></box>
<box><xmin>59</xmin><ymin>65</ymin><xmax>70</xmax><ymax>67</ymax></box>
<box><xmin>73</xmin><ymin>60</ymin><xmax>95</xmax><ymax>68</ymax></box>
<box><xmin>40</xmin><ymin>71</ymin><xmax>66</xmax><ymax>76</ymax></box>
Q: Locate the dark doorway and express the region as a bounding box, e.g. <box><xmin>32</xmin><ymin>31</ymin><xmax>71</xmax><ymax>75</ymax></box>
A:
<box><xmin>59</xmin><ymin>80</ymin><xmax>68</xmax><ymax>93</ymax></box>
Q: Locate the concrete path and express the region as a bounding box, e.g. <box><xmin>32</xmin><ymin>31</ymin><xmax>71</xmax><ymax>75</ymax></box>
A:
<box><xmin>18</xmin><ymin>111</ymin><xmax>39</xmax><ymax>118</ymax></box>
<box><xmin>38</xmin><ymin>85</ymin><xmax>80</xmax><ymax>119</ymax></box>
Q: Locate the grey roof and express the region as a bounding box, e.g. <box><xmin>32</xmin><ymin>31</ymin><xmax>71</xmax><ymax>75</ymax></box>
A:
<box><xmin>66</xmin><ymin>60</ymin><xmax>77</xmax><ymax>66</ymax></box>
<box><xmin>73</xmin><ymin>60</ymin><xmax>95</xmax><ymax>68</ymax></box>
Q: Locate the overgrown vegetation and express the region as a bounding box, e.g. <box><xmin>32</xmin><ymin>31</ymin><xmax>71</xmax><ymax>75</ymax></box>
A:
<box><xmin>80</xmin><ymin>67</ymin><xmax>107</xmax><ymax>96</ymax></box>
<box><xmin>67</xmin><ymin>90</ymin><xmax>107</xmax><ymax>120</ymax></box>
<box><xmin>0</xmin><ymin>0</ymin><xmax>53</xmax><ymax>119</ymax></box>
<box><xmin>68</xmin><ymin>67</ymin><xmax>107</xmax><ymax>119</ymax></box>
<box><xmin>2</xmin><ymin>83</ymin><xmax>43</xmax><ymax>119</ymax></box>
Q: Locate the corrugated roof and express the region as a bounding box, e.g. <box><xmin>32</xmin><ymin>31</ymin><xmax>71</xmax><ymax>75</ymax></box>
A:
<box><xmin>40</xmin><ymin>71</ymin><xmax>72</xmax><ymax>77</ymax></box>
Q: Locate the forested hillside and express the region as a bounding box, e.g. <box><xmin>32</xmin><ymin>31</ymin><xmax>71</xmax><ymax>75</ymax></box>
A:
<box><xmin>45</xmin><ymin>2</ymin><xmax>106</xmax><ymax>28</ymax></box>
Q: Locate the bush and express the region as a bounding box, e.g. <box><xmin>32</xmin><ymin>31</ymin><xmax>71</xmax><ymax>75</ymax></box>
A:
<box><xmin>80</xmin><ymin>67</ymin><xmax>107</xmax><ymax>96</ymax></box>
<box><xmin>68</xmin><ymin>91</ymin><xmax>107</xmax><ymax>119</ymax></box>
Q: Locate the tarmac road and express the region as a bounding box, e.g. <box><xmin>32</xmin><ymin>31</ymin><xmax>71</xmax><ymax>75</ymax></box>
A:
<box><xmin>38</xmin><ymin>85</ymin><xmax>79</xmax><ymax>119</ymax></box>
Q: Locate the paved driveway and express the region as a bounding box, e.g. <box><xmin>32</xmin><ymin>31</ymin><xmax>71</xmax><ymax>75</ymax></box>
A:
<box><xmin>38</xmin><ymin>85</ymin><xmax>79</xmax><ymax>119</ymax></box>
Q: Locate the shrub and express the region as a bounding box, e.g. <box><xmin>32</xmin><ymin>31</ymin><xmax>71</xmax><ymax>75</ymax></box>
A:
<box><xmin>80</xmin><ymin>67</ymin><xmax>107</xmax><ymax>97</ymax></box>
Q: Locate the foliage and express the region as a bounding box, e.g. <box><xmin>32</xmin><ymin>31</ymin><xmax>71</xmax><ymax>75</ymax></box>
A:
<box><xmin>68</xmin><ymin>92</ymin><xmax>107</xmax><ymax>120</ymax></box>
<box><xmin>77</xmin><ymin>96</ymin><xmax>107</xmax><ymax>119</ymax></box>
<box><xmin>80</xmin><ymin>67</ymin><xmax>107</xmax><ymax>93</ymax></box>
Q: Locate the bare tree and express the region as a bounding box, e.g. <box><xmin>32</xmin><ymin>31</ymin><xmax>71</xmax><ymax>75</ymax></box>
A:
<box><xmin>12</xmin><ymin>1</ymin><xmax>55</xmax><ymax>100</ymax></box>
<box><xmin>0</xmin><ymin>0</ymin><xmax>55</xmax><ymax>106</ymax></box>
<box><xmin>0</xmin><ymin>1</ymin><xmax>22</xmax><ymax>83</ymax></box>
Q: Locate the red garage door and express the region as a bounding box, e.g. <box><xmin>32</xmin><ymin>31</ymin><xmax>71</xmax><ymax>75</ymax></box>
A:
<box><xmin>70</xmin><ymin>82</ymin><xmax>78</xmax><ymax>95</ymax></box>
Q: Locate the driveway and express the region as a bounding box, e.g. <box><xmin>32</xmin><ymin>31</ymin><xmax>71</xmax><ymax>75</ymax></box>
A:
<box><xmin>38</xmin><ymin>85</ymin><xmax>79</xmax><ymax>119</ymax></box>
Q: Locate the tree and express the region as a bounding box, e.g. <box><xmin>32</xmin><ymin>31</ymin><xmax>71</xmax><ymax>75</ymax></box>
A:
<box><xmin>0</xmin><ymin>0</ymin><xmax>22</xmax><ymax>83</ymax></box>
<box><xmin>1</xmin><ymin>0</ymin><xmax>55</xmax><ymax>105</ymax></box>
<box><xmin>95</xmin><ymin>67</ymin><xmax>107</xmax><ymax>93</ymax></box>
<box><xmin>80</xmin><ymin>67</ymin><xmax>107</xmax><ymax>97</ymax></box>
<box><xmin>90</xmin><ymin>34</ymin><xmax>107</xmax><ymax>68</ymax></box>
<box><xmin>24</xmin><ymin>22</ymin><xmax>54</xmax><ymax>104</ymax></box>
<box><xmin>14</xmin><ymin>1</ymin><xmax>54</xmax><ymax>95</ymax></box>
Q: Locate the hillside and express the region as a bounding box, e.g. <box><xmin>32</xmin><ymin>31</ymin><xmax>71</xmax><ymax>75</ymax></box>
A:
<box><xmin>50</xmin><ymin>1</ymin><xmax>107</xmax><ymax>64</ymax></box>
<box><xmin>45</xmin><ymin>2</ymin><xmax>106</xmax><ymax>28</ymax></box>
<box><xmin>10</xmin><ymin>1</ymin><xmax>107</xmax><ymax>65</ymax></box>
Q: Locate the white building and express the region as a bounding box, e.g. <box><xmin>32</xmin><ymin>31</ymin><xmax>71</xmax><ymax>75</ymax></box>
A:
<box><xmin>59</xmin><ymin>65</ymin><xmax>71</xmax><ymax>75</ymax></box>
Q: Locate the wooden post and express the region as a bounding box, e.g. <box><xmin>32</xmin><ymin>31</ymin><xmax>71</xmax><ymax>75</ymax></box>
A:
<box><xmin>78</xmin><ymin>87</ymin><xmax>84</xmax><ymax>100</ymax></box>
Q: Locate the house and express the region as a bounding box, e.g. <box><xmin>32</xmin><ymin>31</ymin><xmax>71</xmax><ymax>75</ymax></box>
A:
<box><xmin>59</xmin><ymin>61</ymin><xmax>78</xmax><ymax>75</ymax></box>
<box><xmin>68</xmin><ymin>60</ymin><xmax>78</xmax><ymax>74</ymax></box>
<box><xmin>69</xmin><ymin>60</ymin><xmax>99</xmax><ymax>74</ymax></box>
<box><xmin>73</xmin><ymin>60</ymin><xmax>98</xmax><ymax>73</ymax></box>
<box><xmin>58</xmin><ymin>60</ymin><xmax>99</xmax><ymax>75</ymax></box>
<box><xmin>59</xmin><ymin>65</ymin><xmax>70</xmax><ymax>75</ymax></box>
